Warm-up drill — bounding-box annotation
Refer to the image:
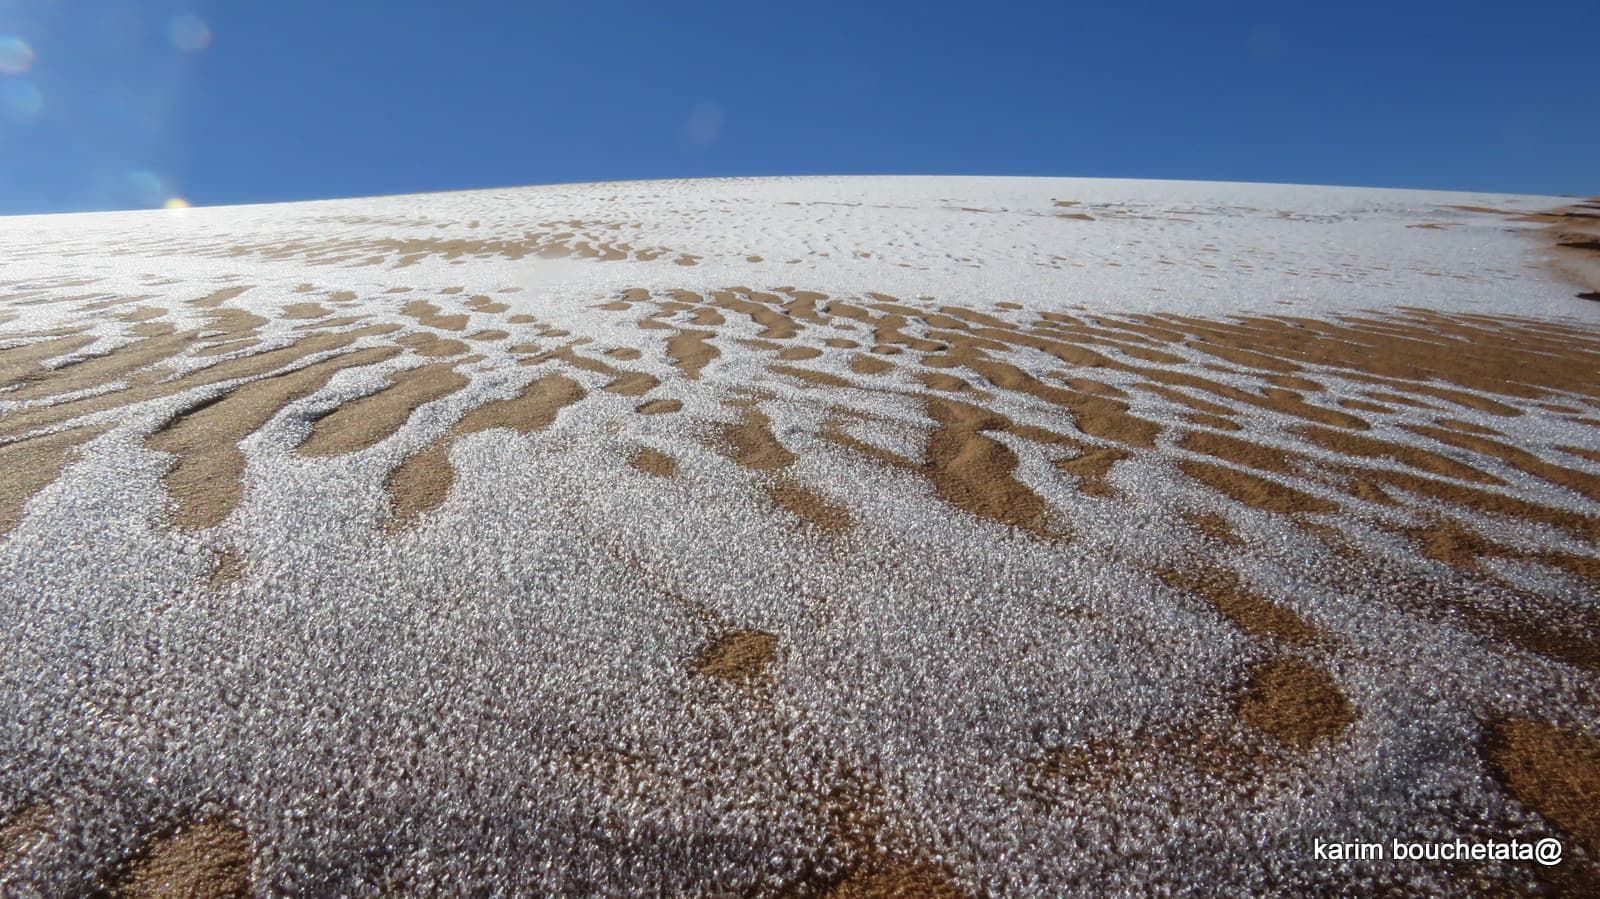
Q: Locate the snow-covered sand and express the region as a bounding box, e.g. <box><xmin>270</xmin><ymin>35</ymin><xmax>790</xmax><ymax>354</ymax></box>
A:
<box><xmin>0</xmin><ymin>176</ymin><xmax>1596</xmax><ymax>895</ymax></box>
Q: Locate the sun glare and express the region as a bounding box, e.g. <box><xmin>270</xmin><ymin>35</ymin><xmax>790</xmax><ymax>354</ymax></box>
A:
<box><xmin>0</xmin><ymin>36</ymin><xmax>34</xmax><ymax>74</ymax></box>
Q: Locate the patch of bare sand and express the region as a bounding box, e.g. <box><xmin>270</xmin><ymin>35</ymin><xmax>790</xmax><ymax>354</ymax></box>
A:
<box><xmin>1052</xmin><ymin>445</ymin><xmax>1129</xmax><ymax>498</ymax></box>
<box><xmin>1485</xmin><ymin>718</ymin><xmax>1600</xmax><ymax>856</ymax></box>
<box><xmin>1403</xmin><ymin>424</ymin><xmax>1600</xmax><ymax>502</ymax></box>
<box><xmin>709</xmin><ymin>289</ymin><xmax>800</xmax><ymax>339</ymax></box>
<box><xmin>0</xmin><ymin>804</ymin><xmax>52</xmax><ymax>872</ymax></box>
<box><xmin>1</xmin><ymin>328</ymin><xmax>200</xmax><ymax>403</ymax></box>
<box><xmin>637</xmin><ymin>398</ymin><xmax>682</xmax><ymax>415</ymax></box>
<box><xmin>397</xmin><ymin>332</ymin><xmax>469</xmax><ymax>358</ymax></box>
<box><xmin>386</xmin><ymin>374</ymin><xmax>585</xmax><ymax>527</ymax></box>
<box><xmin>1236</xmin><ymin>658</ymin><xmax>1358</xmax><ymax>750</ymax></box>
<box><xmin>1363</xmin><ymin>468</ymin><xmax>1597</xmax><ymax>546</ymax></box>
<box><xmin>148</xmin><ymin>347</ymin><xmax>400</xmax><ymax>530</ymax></box>
<box><xmin>692</xmin><ymin>629</ymin><xmax>778</xmax><ymax>684</ymax></box>
<box><xmin>186</xmin><ymin>285</ymin><xmax>252</xmax><ymax>308</ymax></box>
<box><xmin>1178</xmin><ymin>430</ymin><xmax>1302</xmax><ymax>475</ymax></box>
<box><xmin>1308</xmin><ymin>526</ymin><xmax>1600</xmax><ymax>674</ymax></box>
<box><xmin>923</xmin><ymin>398</ymin><xmax>1057</xmax><ymax>539</ymax></box>
<box><xmin>1529</xmin><ymin>201</ymin><xmax>1600</xmax><ymax>304</ymax></box>
<box><xmin>667</xmin><ymin>329</ymin><xmax>719</xmax><ymax>380</ymax></box>
<box><xmin>0</xmin><ymin>332</ymin><xmax>98</xmax><ymax>387</ymax></box>
<box><xmin>720</xmin><ymin>400</ymin><xmax>796</xmax><ymax>471</ymax></box>
<box><xmin>1157</xmin><ymin>565</ymin><xmax>1319</xmax><ymax>645</ymax></box>
<box><xmin>769</xmin><ymin>478</ymin><xmax>853</xmax><ymax>533</ymax></box>
<box><xmin>279</xmin><ymin>302</ymin><xmax>330</xmax><ymax>320</ymax></box>
<box><xmin>544</xmin><ymin>347</ymin><xmax>660</xmax><ymax>397</ymax></box>
<box><xmin>208</xmin><ymin>548</ymin><xmax>247</xmax><ymax>589</ymax></box>
<box><xmin>456</xmin><ymin>371</ymin><xmax>586</xmax><ymax>433</ymax></box>
<box><xmin>401</xmin><ymin>300</ymin><xmax>468</xmax><ymax>331</ymax></box>
<box><xmin>112</xmin><ymin>819</ymin><xmax>252</xmax><ymax>899</ymax></box>
<box><xmin>1398</xmin><ymin>516</ymin><xmax>1600</xmax><ymax>588</ymax></box>
<box><xmin>1296</xmin><ymin>425</ymin><xmax>1501</xmax><ymax>485</ymax></box>
<box><xmin>1183</xmin><ymin>510</ymin><xmax>1244</xmax><ymax>546</ymax></box>
<box><xmin>1179</xmin><ymin>460</ymin><xmax>1340</xmax><ymax>515</ymax></box>
<box><xmin>630</xmin><ymin>447</ymin><xmax>677</xmax><ymax>478</ymax></box>
<box><xmin>0</xmin><ymin>424</ymin><xmax>109</xmax><ymax>538</ymax></box>
<box><xmin>0</xmin><ymin>327</ymin><xmax>398</xmax><ymax>444</ymax></box>
<box><xmin>298</xmin><ymin>363</ymin><xmax>470</xmax><ymax>457</ymax></box>
<box><xmin>848</xmin><ymin>354</ymin><xmax>895</xmax><ymax>376</ymax></box>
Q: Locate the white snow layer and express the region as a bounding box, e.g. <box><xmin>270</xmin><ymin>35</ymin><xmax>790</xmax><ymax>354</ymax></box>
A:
<box><xmin>0</xmin><ymin>176</ymin><xmax>1595</xmax><ymax>895</ymax></box>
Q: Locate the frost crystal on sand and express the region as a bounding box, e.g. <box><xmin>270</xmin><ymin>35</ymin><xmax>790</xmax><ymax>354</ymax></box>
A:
<box><xmin>0</xmin><ymin>177</ymin><xmax>1597</xmax><ymax>895</ymax></box>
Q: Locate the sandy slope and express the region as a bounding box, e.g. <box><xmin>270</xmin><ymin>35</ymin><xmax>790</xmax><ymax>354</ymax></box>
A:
<box><xmin>0</xmin><ymin>176</ymin><xmax>1597</xmax><ymax>896</ymax></box>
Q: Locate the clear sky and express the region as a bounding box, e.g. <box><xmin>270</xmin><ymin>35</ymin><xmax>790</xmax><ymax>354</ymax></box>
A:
<box><xmin>0</xmin><ymin>0</ymin><xmax>1595</xmax><ymax>214</ymax></box>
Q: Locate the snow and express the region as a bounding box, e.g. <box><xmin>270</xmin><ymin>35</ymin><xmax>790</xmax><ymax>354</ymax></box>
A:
<box><xmin>0</xmin><ymin>176</ymin><xmax>1594</xmax><ymax>895</ymax></box>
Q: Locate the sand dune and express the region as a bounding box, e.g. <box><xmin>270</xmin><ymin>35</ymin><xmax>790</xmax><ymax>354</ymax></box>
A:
<box><xmin>0</xmin><ymin>177</ymin><xmax>1596</xmax><ymax>895</ymax></box>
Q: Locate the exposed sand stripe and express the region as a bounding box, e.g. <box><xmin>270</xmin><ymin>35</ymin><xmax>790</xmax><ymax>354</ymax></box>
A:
<box><xmin>667</xmin><ymin>329</ymin><xmax>718</xmax><ymax>379</ymax></box>
<box><xmin>1052</xmin><ymin>444</ymin><xmax>1129</xmax><ymax>498</ymax></box>
<box><xmin>149</xmin><ymin>347</ymin><xmax>401</xmax><ymax>530</ymax></box>
<box><xmin>1404</xmin><ymin>424</ymin><xmax>1600</xmax><ymax>502</ymax></box>
<box><xmin>0</xmin><ymin>425</ymin><xmax>109</xmax><ymax>538</ymax></box>
<box><xmin>401</xmin><ymin>300</ymin><xmax>468</xmax><ymax>331</ymax></box>
<box><xmin>637</xmin><ymin>398</ymin><xmax>682</xmax><ymax>415</ymax></box>
<box><xmin>0</xmin><ymin>333</ymin><xmax>99</xmax><ymax>387</ymax></box>
<box><xmin>187</xmin><ymin>285</ymin><xmax>253</xmax><ymax>308</ymax></box>
<box><xmin>386</xmin><ymin>374</ymin><xmax>586</xmax><ymax>526</ymax></box>
<box><xmin>924</xmin><ymin>398</ymin><xmax>1056</xmax><ymax>538</ymax></box>
<box><xmin>2</xmin><ymin>329</ymin><xmax>200</xmax><ymax>402</ymax></box>
<box><xmin>114</xmin><ymin>819</ymin><xmax>253</xmax><ymax>899</ymax></box>
<box><xmin>769</xmin><ymin>478</ymin><xmax>852</xmax><ymax>533</ymax></box>
<box><xmin>1179</xmin><ymin>460</ymin><xmax>1339</xmax><ymax>515</ymax></box>
<box><xmin>631</xmin><ymin>447</ymin><xmax>677</xmax><ymax>478</ymax></box>
<box><xmin>691</xmin><ymin>629</ymin><xmax>778</xmax><ymax>685</ymax></box>
<box><xmin>387</xmin><ymin>442</ymin><xmax>455</xmax><ymax>525</ymax></box>
<box><xmin>281</xmin><ymin>302</ymin><xmax>331</xmax><ymax>319</ymax></box>
<box><xmin>1158</xmin><ymin>565</ymin><xmax>1319</xmax><ymax>645</ymax></box>
<box><xmin>0</xmin><ymin>328</ymin><xmax>397</xmax><ymax>443</ymax></box>
<box><xmin>1236</xmin><ymin>658</ymin><xmax>1357</xmax><ymax>749</ymax></box>
<box><xmin>298</xmin><ymin>362</ymin><xmax>471</xmax><ymax>457</ymax></box>
<box><xmin>1485</xmin><ymin>718</ymin><xmax>1600</xmax><ymax>856</ymax></box>
<box><xmin>0</xmin><ymin>804</ymin><xmax>52</xmax><ymax>873</ymax></box>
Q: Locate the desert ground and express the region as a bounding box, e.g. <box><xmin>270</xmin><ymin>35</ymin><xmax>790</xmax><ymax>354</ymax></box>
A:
<box><xmin>0</xmin><ymin>176</ymin><xmax>1597</xmax><ymax>895</ymax></box>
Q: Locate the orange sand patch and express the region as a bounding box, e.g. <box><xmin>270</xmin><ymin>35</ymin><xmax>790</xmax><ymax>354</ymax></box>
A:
<box><xmin>0</xmin><ymin>425</ymin><xmax>109</xmax><ymax>538</ymax></box>
<box><xmin>386</xmin><ymin>374</ymin><xmax>586</xmax><ymax>527</ymax></box>
<box><xmin>1179</xmin><ymin>460</ymin><xmax>1339</xmax><ymax>515</ymax></box>
<box><xmin>692</xmin><ymin>629</ymin><xmax>778</xmax><ymax>684</ymax></box>
<box><xmin>924</xmin><ymin>398</ymin><xmax>1056</xmax><ymax>538</ymax></box>
<box><xmin>637</xmin><ymin>398</ymin><xmax>683</xmax><ymax>415</ymax></box>
<box><xmin>0</xmin><ymin>804</ymin><xmax>52</xmax><ymax>872</ymax></box>
<box><xmin>299</xmin><ymin>363</ymin><xmax>470</xmax><ymax>457</ymax></box>
<box><xmin>1158</xmin><ymin>565</ymin><xmax>1319</xmax><ymax>644</ymax></box>
<box><xmin>114</xmin><ymin>819</ymin><xmax>252</xmax><ymax>899</ymax></box>
<box><xmin>1236</xmin><ymin>658</ymin><xmax>1357</xmax><ymax>749</ymax></box>
<box><xmin>769</xmin><ymin>478</ymin><xmax>852</xmax><ymax>533</ymax></box>
<box><xmin>148</xmin><ymin>346</ymin><xmax>401</xmax><ymax>529</ymax></box>
<box><xmin>1485</xmin><ymin>718</ymin><xmax>1600</xmax><ymax>855</ymax></box>
<box><xmin>401</xmin><ymin>300</ymin><xmax>469</xmax><ymax>331</ymax></box>
<box><xmin>631</xmin><ymin>447</ymin><xmax>677</xmax><ymax>478</ymax></box>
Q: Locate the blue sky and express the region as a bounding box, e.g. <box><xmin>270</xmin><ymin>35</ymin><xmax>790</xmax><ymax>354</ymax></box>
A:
<box><xmin>0</xmin><ymin>1</ymin><xmax>1595</xmax><ymax>214</ymax></box>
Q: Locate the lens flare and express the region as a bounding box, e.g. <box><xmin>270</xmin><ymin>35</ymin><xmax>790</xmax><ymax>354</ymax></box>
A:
<box><xmin>164</xmin><ymin>197</ymin><xmax>191</xmax><ymax>210</ymax></box>
<box><xmin>169</xmin><ymin>15</ymin><xmax>212</xmax><ymax>52</ymax></box>
<box><xmin>0</xmin><ymin>36</ymin><xmax>35</xmax><ymax>74</ymax></box>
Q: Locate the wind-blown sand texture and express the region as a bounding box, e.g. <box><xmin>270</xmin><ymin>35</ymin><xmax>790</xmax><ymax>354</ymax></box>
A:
<box><xmin>0</xmin><ymin>177</ymin><xmax>1597</xmax><ymax>895</ymax></box>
